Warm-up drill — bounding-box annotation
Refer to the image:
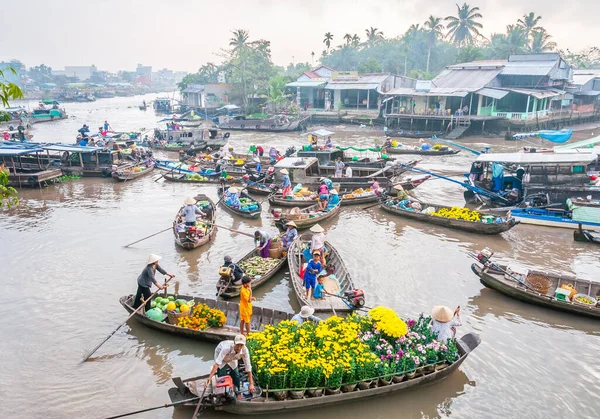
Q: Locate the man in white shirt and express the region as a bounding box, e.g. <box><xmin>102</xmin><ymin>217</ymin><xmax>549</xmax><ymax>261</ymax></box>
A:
<box><xmin>205</xmin><ymin>334</ymin><xmax>255</xmax><ymax>392</ymax></box>
<box><xmin>344</xmin><ymin>164</ymin><xmax>353</xmax><ymax>178</ymax></box>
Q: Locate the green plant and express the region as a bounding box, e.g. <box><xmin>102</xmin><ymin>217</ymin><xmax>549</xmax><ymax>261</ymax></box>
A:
<box><xmin>0</xmin><ymin>169</ymin><xmax>18</xmax><ymax>209</ymax></box>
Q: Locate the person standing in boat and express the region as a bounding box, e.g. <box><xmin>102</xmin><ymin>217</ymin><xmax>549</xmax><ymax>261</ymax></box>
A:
<box><xmin>269</xmin><ymin>146</ymin><xmax>278</xmax><ymax>165</ymax></box>
<box><xmin>239</xmin><ymin>276</ymin><xmax>256</xmax><ymax>335</ymax></box>
<box><xmin>431</xmin><ymin>305</ymin><xmax>462</xmax><ymax>341</ymax></box>
<box><xmin>133</xmin><ymin>254</ymin><xmax>175</xmax><ymax>311</ymax></box>
<box><xmin>319</xmin><ymin>176</ymin><xmax>333</xmax><ymax>190</ymax></box>
<box><xmin>257</xmin><ymin>144</ymin><xmax>264</xmax><ymax>157</ymax></box>
<box><xmin>318</xmin><ymin>180</ymin><xmax>330</xmax><ymax>211</ymax></box>
<box><xmin>309</xmin><ymin>224</ymin><xmax>326</xmax><ymax>258</ymax></box>
<box><xmin>280</xmin><ymin>169</ymin><xmax>292</xmax><ymax>198</ymax></box>
<box><xmin>303</xmin><ymin>250</ymin><xmax>322</xmax><ymax>300</ymax></box>
<box><xmin>180</xmin><ymin>197</ymin><xmax>206</xmax><ymax>227</ymax></box>
<box><xmin>281</xmin><ymin>221</ymin><xmax>298</xmax><ymax>252</ymax></box>
<box><xmin>103</xmin><ymin>120</ymin><xmax>112</xmax><ymax>132</ymax></box>
<box><xmin>254</xmin><ymin>230</ymin><xmax>271</xmax><ymax>258</ymax></box>
<box><xmin>253</xmin><ymin>158</ymin><xmax>262</xmax><ymax>173</ymax></box>
<box><xmin>205</xmin><ymin>334</ymin><xmax>255</xmax><ymax>393</ymax></box>
<box><xmin>334</xmin><ymin>157</ymin><xmax>344</xmax><ymax>177</ymax></box>
<box><xmin>291</xmin><ymin>305</ymin><xmax>322</xmax><ymax>325</ymax></box>
<box><xmin>344</xmin><ymin>164</ymin><xmax>353</xmax><ymax>178</ymax></box>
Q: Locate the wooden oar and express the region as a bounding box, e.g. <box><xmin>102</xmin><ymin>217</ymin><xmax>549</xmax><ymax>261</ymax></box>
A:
<box><xmin>82</xmin><ymin>276</ymin><xmax>174</xmax><ymax>362</ymax></box>
<box><xmin>104</xmin><ymin>396</ymin><xmax>200</xmax><ymax>419</ymax></box>
<box><xmin>190</xmin><ymin>378</ymin><xmax>209</xmax><ymax>418</ymax></box>
<box><xmin>154</xmin><ymin>162</ymin><xmax>182</xmax><ymax>182</ymax></box>
<box><xmin>124</xmin><ymin>227</ymin><xmax>172</xmax><ymax>248</ymax></box>
<box><xmin>205</xmin><ymin>222</ymin><xmax>254</xmax><ymax>238</ymax></box>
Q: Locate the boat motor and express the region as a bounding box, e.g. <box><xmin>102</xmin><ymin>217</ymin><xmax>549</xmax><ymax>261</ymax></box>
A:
<box><xmin>204</xmin><ymin>376</ymin><xmax>236</xmax><ymax>406</ymax></box>
<box><xmin>476</xmin><ymin>248</ymin><xmax>494</xmax><ymax>264</ymax></box>
<box><xmin>344</xmin><ymin>289</ymin><xmax>366</xmax><ymax>309</ymax></box>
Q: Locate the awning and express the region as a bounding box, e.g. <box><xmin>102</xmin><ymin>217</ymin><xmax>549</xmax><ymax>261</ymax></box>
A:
<box><xmin>302</xmin><ymin>129</ymin><xmax>335</xmax><ymax>138</ymax></box>
<box><xmin>504</xmin><ymin>88</ymin><xmax>561</xmax><ymax>99</ymax></box>
<box><xmin>475</xmin><ymin>152</ymin><xmax>597</xmax><ymax>165</ymax></box>
<box><xmin>476</xmin><ymin>88</ymin><xmax>508</xmax><ymax>100</ymax></box>
<box><xmin>0</xmin><ymin>148</ymin><xmax>44</xmax><ymax>156</ymax></box>
<box><xmin>43</xmin><ymin>144</ymin><xmax>99</xmax><ymax>153</ymax></box>
<box><xmin>325</xmin><ymin>83</ymin><xmax>379</xmax><ymax>90</ymax></box>
<box><xmin>286</xmin><ymin>81</ymin><xmax>327</xmax><ymax>88</ymax></box>
<box><xmin>575</xmin><ymin>90</ymin><xmax>600</xmax><ymax>96</ymax></box>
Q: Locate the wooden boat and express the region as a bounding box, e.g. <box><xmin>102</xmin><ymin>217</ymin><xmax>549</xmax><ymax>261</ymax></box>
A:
<box><xmin>112</xmin><ymin>162</ymin><xmax>155</xmax><ymax>181</ymax></box>
<box><xmin>218</xmin><ymin>115</ymin><xmax>309</xmax><ymax>132</ymax></box>
<box><xmin>167</xmin><ymin>332</ymin><xmax>481</xmax><ymax>414</ymax></box>
<box><xmin>216</xmin><ymin>248</ymin><xmax>287</xmax><ymax>298</ymax></box>
<box><xmin>574</xmin><ymin>222</ymin><xmax>600</xmax><ymax>244</ymax></box>
<box><xmin>173</xmin><ymin>195</ymin><xmax>217</xmax><ymax>250</ymax></box>
<box><xmin>119</xmin><ymin>293</ymin><xmax>293</xmax><ymax>342</ymax></box>
<box><xmin>508</xmin><ymin>207</ymin><xmax>600</xmax><ymax>231</ymax></box>
<box><xmin>340</xmin><ymin>192</ymin><xmax>380</xmax><ymax>206</ymax></box>
<box><xmin>244</xmin><ymin>182</ymin><xmax>276</xmax><ymax>195</ymax></box>
<box><xmin>163</xmin><ymin>172</ymin><xmax>236</xmax><ymax>184</ymax></box>
<box><xmin>386</xmin><ymin>147</ymin><xmax>460</xmax><ymax>156</ymax></box>
<box><xmin>152</xmin><ymin>142</ymin><xmax>207</xmax><ymax>152</ymax></box>
<box><xmin>471</xmin><ymin>263</ymin><xmax>600</xmax><ymax>319</ymax></box>
<box><xmin>272</xmin><ymin>202</ymin><xmax>341</xmax><ymax>231</ymax></box>
<box><xmin>218</xmin><ymin>186</ymin><xmax>262</xmax><ymax>219</ymax></box>
<box><xmin>381</xmin><ymin>200</ymin><xmax>518</xmax><ymax>234</ymax></box>
<box><xmin>269</xmin><ymin>193</ymin><xmax>317</xmax><ymax>208</ymax></box>
<box><xmin>287</xmin><ymin>238</ymin><xmax>357</xmax><ymax>313</ymax></box>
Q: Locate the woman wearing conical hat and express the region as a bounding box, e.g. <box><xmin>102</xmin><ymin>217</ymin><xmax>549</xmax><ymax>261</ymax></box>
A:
<box><xmin>133</xmin><ymin>254</ymin><xmax>175</xmax><ymax>312</ymax></box>
<box><xmin>431</xmin><ymin>305</ymin><xmax>462</xmax><ymax>341</ymax></box>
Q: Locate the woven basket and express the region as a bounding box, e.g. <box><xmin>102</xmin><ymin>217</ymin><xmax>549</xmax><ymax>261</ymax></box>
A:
<box><xmin>167</xmin><ymin>309</ymin><xmax>190</xmax><ymax>325</ymax></box>
<box><xmin>525</xmin><ymin>273</ymin><xmax>552</xmax><ymax>294</ymax></box>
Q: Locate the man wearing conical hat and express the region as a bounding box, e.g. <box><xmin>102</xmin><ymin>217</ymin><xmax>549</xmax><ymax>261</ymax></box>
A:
<box><xmin>133</xmin><ymin>254</ymin><xmax>175</xmax><ymax>312</ymax></box>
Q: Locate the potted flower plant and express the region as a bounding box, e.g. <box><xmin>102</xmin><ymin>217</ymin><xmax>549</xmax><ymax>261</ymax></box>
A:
<box><xmin>325</xmin><ymin>366</ymin><xmax>344</xmax><ymax>394</ymax></box>
<box><xmin>305</xmin><ymin>367</ymin><xmax>324</xmax><ymax>397</ymax></box>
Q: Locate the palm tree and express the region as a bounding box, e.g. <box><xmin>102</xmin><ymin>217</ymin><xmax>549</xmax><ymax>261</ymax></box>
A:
<box><xmin>424</xmin><ymin>16</ymin><xmax>445</xmax><ymax>73</ymax></box>
<box><xmin>455</xmin><ymin>45</ymin><xmax>484</xmax><ymax>63</ymax></box>
<box><xmin>365</xmin><ymin>26</ymin><xmax>384</xmax><ymax>46</ymax></box>
<box><xmin>343</xmin><ymin>33</ymin><xmax>352</xmax><ymax>46</ymax></box>
<box><xmin>517</xmin><ymin>12</ymin><xmax>542</xmax><ymax>37</ymax></box>
<box><xmin>503</xmin><ymin>25</ymin><xmax>528</xmax><ymax>56</ymax></box>
<box><xmin>445</xmin><ymin>3</ymin><xmax>484</xmax><ymax>46</ymax></box>
<box><xmin>529</xmin><ymin>28</ymin><xmax>556</xmax><ymax>53</ymax></box>
<box><xmin>351</xmin><ymin>34</ymin><xmax>361</xmax><ymax>48</ymax></box>
<box><xmin>229</xmin><ymin>29</ymin><xmax>249</xmax><ymax>52</ymax></box>
<box><xmin>311</xmin><ymin>51</ymin><xmax>315</xmax><ymax>65</ymax></box>
<box><xmin>323</xmin><ymin>32</ymin><xmax>334</xmax><ymax>53</ymax></box>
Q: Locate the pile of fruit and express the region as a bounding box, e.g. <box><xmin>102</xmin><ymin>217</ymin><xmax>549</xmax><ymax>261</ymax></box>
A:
<box><xmin>574</xmin><ymin>295</ymin><xmax>597</xmax><ymax>306</ymax></box>
<box><xmin>151</xmin><ymin>295</ymin><xmax>194</xmax><ymax>313</ymax></box>
<box><xmin>239</xmin><ymin>197</ymin><xmax>259</xmax><ymax>213</ymax></box>
<box><xmin>187</xmin><ymin>173</ymin><xmax>209</xmax><ymax>182</ymax></box>
<box><xmin>133</xmin><ymin>166</ymin><xmax>142</xmax><ymax>173</ymax></box>
<box><xmin>431</xmin><ymin>207</ymin><xmax>481</xmax><ymax>222</ymax></box>
<box><xmin>343</xmin><ymin>187</ymin><xmax>374</xmax><ymax>199</ymax></box>
<box><xmin>177</xmin><ymin>303</ymin><xmax>227</xmax><ymax>331</ymax></box>
<box><xmin>239</xmin><ymin>256</ymin><xmax>281</xmax><ymax>277</ymax></box>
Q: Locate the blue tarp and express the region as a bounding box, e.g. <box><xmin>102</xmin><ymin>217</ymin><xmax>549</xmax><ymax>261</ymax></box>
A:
<box><xmin>512</xmin><ymin>129</ymin><xmax>573</xmax><ymax>143</ymax></box>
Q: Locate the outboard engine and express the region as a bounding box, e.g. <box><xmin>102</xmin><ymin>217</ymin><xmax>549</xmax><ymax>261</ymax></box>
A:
<box><xmin>344</xmin><ymin>289</ymin><xmax>366</xmax><ymax>309</ymax></box>
<box><xmin>284</xmin><ymin>146</ymin><xmax>296</xmax><ymax>158</ymax></box>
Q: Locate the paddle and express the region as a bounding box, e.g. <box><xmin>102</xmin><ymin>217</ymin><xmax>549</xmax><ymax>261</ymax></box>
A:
<box><xmin>82</xmin><ymin>276</ymin><xmax>174</xmax><ymax>362</ymax></box>
<box><xmin>191</xmin><ymin>381</ymin><xmax>209</xmax><ymax>419</ymax></box>
<box><xmin>205</xmin><ymin>222</ymin><xmax>255</xmax><ymax>238</ymax></box>
<box><xmin>154</xmin><ymin>162</ymin><xmax>182</xmax><ymax>182</ymax></box>
<box><xmin>104</xmin><ymin>396</ymin><xmax>200</xmax><ymax>419</ymax></box>
<box><xmin>124</xmin><ymin>227</ymin><xmax>172</xmax><ymax>248</ymax></box>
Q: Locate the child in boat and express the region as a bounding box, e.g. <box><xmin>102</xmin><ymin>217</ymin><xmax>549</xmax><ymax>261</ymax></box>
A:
<box><xmin>239</xmin><ymin>276</ymin><xmax>255</xmax><ymax>335</ymax></box>
<box><xmin>313</xmin><ymin>275</ymin><xmax>326</xmax><ymax>300</ymax></box>
<box><xmin>304</xmin><ymin>251</ymin><xmax>322</xmax><ymax>300</ymax></box>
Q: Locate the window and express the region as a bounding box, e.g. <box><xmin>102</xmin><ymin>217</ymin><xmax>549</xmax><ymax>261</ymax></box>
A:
<box><xmin>530</xmin><ymin>165</ymin><xmax>544</xmax><ymax>174</ymax></box>
<box><xmin>544</xmin><ymin>166</ymin><xmax>557</xmax><ymax>175</ymax></box>
<box><xmin>573</xmin><ymin>165</ymin><xmax>584</xmax><ymax>173</ymax></box>
<box><xmin>559</xmin><ymin>166</ymin><xmax>571</xmax><ymax>174</ymax></box>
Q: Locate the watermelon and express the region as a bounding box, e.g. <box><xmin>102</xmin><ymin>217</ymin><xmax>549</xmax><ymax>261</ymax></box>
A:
<box><xmin>146</xmin><ymin>308</ymin><xmax>163</xmax><ymax>321</ymax></box>
<box><xmin>176</xmin><ymin>299</ymin><xmax>186</xmax><ymax>307</ymax></box>
<box><xmin>150</xmin><ymin>301</ymin><xmax>157</xmax><ymax>308</ymax></box>
<box><xmin>167</xmin><ymin>296</ymin><xmax>175</xmax><ymax>302</ymax></box>
<box><xmin>155</xmin><ymin>297</ymin><xmax>163</xmax><ymax>304</ymax></box>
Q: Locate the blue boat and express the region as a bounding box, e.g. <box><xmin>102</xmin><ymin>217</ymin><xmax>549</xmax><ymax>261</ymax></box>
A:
<box><xmin>509</xmin><ymin>207</ymin><xmax>600</xmax><ymax>230</ymax></box>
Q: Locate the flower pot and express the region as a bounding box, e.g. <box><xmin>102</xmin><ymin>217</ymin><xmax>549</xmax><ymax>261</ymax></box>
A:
<box><xmin>378</xmin><ymin>377</ymin><xmax>392</xmax><ymax>386</ymax></box>
<box><xmin>289</xmin><ymin>390</ymin><xmax>305</xmax><ymax>399</ymax></box>
<box><xmin>306</xmin><ymin>389</ymin><xmax>323</xmax><ymax>397</ymax></box>
<box><xmin>271</xmin><ymin>391</ymin><xmax>287</xmax><ymax>400</ymax></box>
<box><xmin>341</xmin><ymin>383</ymin><xmax>357</xmax><ymax>393</ymax></box>
<box><xmin>325</xmin><ymin>387</ymin><xmax>341</xmax><ymax>395</ymax></box>
<box><xmin>435</xmin><ymin>363</ymin><xmax>448</xmax><ymax>371</ymax></box>
<box><xmin>392</xmin><ymin>374</ymin><xmax>405</xmax><ymax>383</ymax></box>
<box><xmin>424</xmin><ymin>365</ymin><xmax>435</xmax><ymax>373</ymax></box>
<box><xmin>415</xmin><ymin>367</ymin><xmax>425</xmax><ymax>377</ymax></box>
<box><xmin>406</xmin><ymin>372</ymin><xmax>416</xmax><ymax>380</ymax></box>
<box><xmin>357</xmin><ymin>380</ymin><xmax>372</xmax><ymax>390</ymax></box>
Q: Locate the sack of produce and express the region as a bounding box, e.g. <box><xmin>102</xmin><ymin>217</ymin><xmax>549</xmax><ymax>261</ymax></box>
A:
<box><xmin>146</xmin><ymin>308</ymin><xmax>164</xmax><ymax>321</ymax></box>
<box><xmin>293</xmin><ymin>184</ymin><xmax>303</xmax><ymax>193</ymax></box>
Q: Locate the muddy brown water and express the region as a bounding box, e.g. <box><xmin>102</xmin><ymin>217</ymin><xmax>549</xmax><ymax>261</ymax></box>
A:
<box><xmin>1</xmin><ymin>96</ymin><xmax>599</xmax><ymax>418</ymax></box>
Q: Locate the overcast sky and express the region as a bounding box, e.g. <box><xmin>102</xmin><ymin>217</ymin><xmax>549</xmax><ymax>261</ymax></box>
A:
<box><xmin>1</xmin><ymin>0</ymin><xmax>598</xmax><ymax>73</ymax></box>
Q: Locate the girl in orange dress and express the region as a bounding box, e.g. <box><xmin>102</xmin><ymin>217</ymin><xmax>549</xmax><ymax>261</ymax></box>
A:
<box><xmin>239</xmin><ymin>276</ymin><xmax>255</xmax><ymax>335</ymax></box>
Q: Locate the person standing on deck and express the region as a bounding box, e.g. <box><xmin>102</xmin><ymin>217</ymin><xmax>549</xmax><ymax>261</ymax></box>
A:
<box><xmin>281</xmin><ymin>169</ymin><xmax>292</xmax><ymax>198</ymax></box>
<box><xmin>254</xmin><ymin>158</ymin><xmax>262</xmax><ymax>173</ymax></box>
<box><xmin>309</xmin><ymin>224</ymin><xmax>326</xmax><ymax>257</ymax></box>
<box><xmin>133</xmin><ymin>254</ymin><xmax>175</xmax><ymax>311</ymax></box>
<box><xmin>180</xmin><ymin>197</ymin><xmax>206</xmax><ymax>227</ymax></box>
<box><xmin>303</xmin><ymin>251</ymin><xmax>322</xmax><ymax>300</ymax></box>
<box><xmin>254</xmin><ymin>230</ymin><xmax>271</xmax><ymax>258</ymax></box>
<box><xmin>257</xmin><ymin>144</ymin><xmax>264</xmax><ymax>157</ymax></box>
<box><xmin>239</xmin><ymin>276</ymin><xmax>256</xmax><ymax>335</ymax></box>
<box><xmin>344</xmin><ymin>164</ymin><xmax>353</xmax><ymax>178</ymax></box>
<box><xmin>103</xmin><ymin>120</ymin><xmax>112</xmax><ymax>132</ymax></box>
<box><xmin>334</xmin><ymin>157</ymin><xmax>344</xmax><ymax>177</ymax></box>
<box><xmin>205</xmin><ymin>334</ymin><xmax>255</xmax><ymax>393</ymax></box>
<box><xmin>269</xmin><ymin>147</ymin><xmax>278</xmax><ymax>165</ymax></box>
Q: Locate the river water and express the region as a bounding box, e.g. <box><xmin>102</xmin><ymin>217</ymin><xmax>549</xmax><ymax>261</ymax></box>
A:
<box><xmin>1</xmin><ymin>95</ymin><xmax>599</xmax><ymax>418</ymax></box>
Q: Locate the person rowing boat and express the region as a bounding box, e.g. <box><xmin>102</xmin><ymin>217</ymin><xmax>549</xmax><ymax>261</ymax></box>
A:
<box><xmin>133</xmin><ymin>254</ymin><xmax>175</xmax><ymax>311</ymax></box>
<box><xmin>205</xmin><ymin>334</ymin><xmax>255</xmax><ymax>393</ymax></box>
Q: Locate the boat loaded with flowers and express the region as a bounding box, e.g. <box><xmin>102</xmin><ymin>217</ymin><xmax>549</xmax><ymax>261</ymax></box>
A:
<box><xmin>381</xmin><ymin>199</ymin><xmax>519</xmax><ymax>234</ymax></box>
<box><xmin>167</xmin><ymin>307</ymin><xmax>481</xmax><ymax>414</ymax></box>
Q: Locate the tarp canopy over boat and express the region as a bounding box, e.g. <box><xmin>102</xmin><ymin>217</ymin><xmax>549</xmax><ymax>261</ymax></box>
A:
<box><xmin>301</xmin><ymin>129</ymin><xmax>335</xmax><ymax>138</ymax></box>
<box><xmin>555</xmin><ymin>135</ymin><xmax>600</xmax><ymax>150</ymax></box>
<box><xmin>512</xmin><ymin>129</ymin><xmax>573</xmax><ymax>143</ymax></box>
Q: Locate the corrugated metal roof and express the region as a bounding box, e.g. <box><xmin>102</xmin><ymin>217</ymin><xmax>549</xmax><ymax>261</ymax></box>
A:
<box><xmin>183</xmin><ymin>86</ymin><xmax>204</xmax><ymax>94</ymax></box>
<box><xmin>286</xmin><ymin>81</ymin><xmax>327</xmax><ymax>88</ymax></box>
<box><xmin>384</xmin><ymin>87</ymin><xmax>468</xmax><ymax>97</ymax></box>
<box><xmin>431</xmin><ymin>67</ymin><xmax>502</xmax><ymax>90</ymax></box>
<box><xmin>43</xmin><ymin>144</ymin><xmax>99</xmax><ymax>153</ymax></box>
<box><xmin>572</xmin><ymin>73</ymin><xmax>599</xmax><ymax>86</ymax></box>
<box><xmin>575</xmin><ymin>90</ymin><xmax>600</xmax><ymax>96</ymax></box>
<box><xmin>326</xmin><ymin>83</ymin><xmax>380</xmax><ymax>90</ymax></box>
<box><xmin>475</xmin><ymin>152</ymin><xmax>597</xmax><ymax>164</ymax></box>
<box><xmin>477</xmin><ymin>88</ymin><xmax>509</xmax><ymax>99</ymax></box>
<box><xmin>500</xmin><ymin>60</ymin><xmax>556</xmax><ymax>76</ymax></box>
<box><xmin>504</xmin><ymin>88</ymin><xmax>561</xmax><ymax>99</ymax></box>
<box><xmin>448</xmin><ymin>60</ymin><xmax>506</xmax><ymax>69</ymax></box>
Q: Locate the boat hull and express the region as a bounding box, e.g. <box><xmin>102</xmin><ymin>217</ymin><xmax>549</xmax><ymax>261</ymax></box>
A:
<box><xmin>509</xmin><ymin>209</ymin><xmax>600</xmax><ymax>231</ymax></box>
<box><xmin>386</xmin><ymin>148</ymin><xmax>459</xmax><ymax>156</ymax></box>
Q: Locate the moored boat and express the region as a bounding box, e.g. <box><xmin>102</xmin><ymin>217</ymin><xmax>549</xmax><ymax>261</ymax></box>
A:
<box><xmin>119</xmin><ymin>293</ymin><xmax>293</xmax><ymax>342</ymax></box>
<box><xmin>216</xmin><ymin>248</ymin><xmax>287</xmax><ymax>298</ymax></box>
<box><xmin>574</xmin><ymin>222</ymin><xmax>600</xmax><ymax>244</ymax></box>
<box><xmin>173</xmin><ymin>195</ymin><xmax>217</xmax><ymax>250</ymax></box>
<box><xmin>112</xmin><ymin>161</ymin><xmax>155</xmax><ymax>181</ymax></box>
<box><xmin>244</xmin><ymin>181</ymin><xmax>277</xmax><ymax>195</ymax></box>
<box><xmin>218</xmin><ymin>186</ymin><xmax>262</xmax><ymax>219</ymax></box>
<box><xmin>471</xmin><ymin>255</ymin><xmax>600</xmax><ymax>319</ymax></box>
<box><xmin>272</xmin><ymin>201</ymin><xmax>341</xmax><ymax>231</ymax></box>
<box><xmin>163</xmin><ymin>171</ymin><xmax>236</xmax><ymax>184</ymax></box>
<box><xmin>382</xmin><ymin>200</ymin><xmax>518</xmax><ymax>234</ymax></box>
<box><xmin>509</xmin><ymin>203</ymin><xmax>600</xmax><ymax>231</ymax></box>
<box><xmin>386</xmin><ymin>146</ymin><xmax>460</xmax><ymax>156</ymax></box>
<box><xmin>287</xmin><ymin>238</ymin><xmax>359</xmax><ymax>313</ymax></box>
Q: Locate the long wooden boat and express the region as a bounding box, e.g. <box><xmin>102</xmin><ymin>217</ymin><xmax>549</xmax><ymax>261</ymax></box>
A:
<box><xmin>340</xmin><ymin>192</ymin><xmax>380</xmax><ymax>206</ymax></box>
<box><xmin>244</xmin><ymin>182</ymin><xmax>276</xmax><ymax>195</ymax></box>
<box><xmin>216</xmin><ymin>248</ymin><xmax>287</xmax><ymax>298</ymax></box>
<box><xmin>269</xmin><ymin>193</ymin><xmax>317</xmax><ymax>208</ymax></box>
<box><xmin>163</xmin><ymin>172</ymin><xmax>236</xmax><ymax>184</ymax></box>
<box><xmin>287</xmin><ymin>238</ymin><xmax>357</xmax><ymax>313</ymax></box>
<box><xmin>381</xmin><ymin>200</ymin><xmax>518</xmax><ymax>234</ymax></box>
<box><xmin>119</xmin><ymin>293</ymin><xmax>293</xmax><ymax>342</ymax></box>
<box><xmin>152</xmin><ymin>142</ymin><xmax>207</xmax><ymax>152</ymax></box>
<box><xmin>471</xmin><ymin>263</ymin><xmax>600</xmax><ymax>319</ymax></box>
<box><xmin>112</xmin><ymin>162</ymin><xmax>155</xmax><ymax>181</ymax></box>
<box><xmin>574</xmin><ymin>223</ymin><xmax>600</xmax><ymax>244</ymax></box>
<box><xmin>217</xmin><ymin>186</ymin><xmax>262</xmax><ymax>219</ymax></box>
<box><xmin>173</xmin><ymin>195</ymin><xmax>217</xmax><ymax>250</ymax></box>
<box><xmin>386</xmin><ymin>147</ymin><xmax>460</xmax><ymax>156</ymax></box>
<box><xmin>272</xmin><ymin>202</ymin><xmax>341</xmax><ymax>231</ymax></box>
<box><xmin>167</xmin><ymin>332</ymin><xmax>481</xmax><ymax>414</ymax></box>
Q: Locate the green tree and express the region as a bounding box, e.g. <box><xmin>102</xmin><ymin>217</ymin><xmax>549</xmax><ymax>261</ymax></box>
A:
<box><xmin>517</xmin><ymin>12</ymin><xmax>542</xmax><ymax>38</ymax></box>
<box><xmin>358</xmin><ymin>57</ymin><xmax>382</xmax><ymax>73</ymax></box>
<box><xmin>365</xmin><ymin>27</ymin><xmax>384</xmax><ymax>47</ymax></box>
<box><xmin>351</xmin><ymin>34</ymin><xmax>361</xmax><ymax>48</ymax></box>
<box><xmin>229</xmin><ymin>29</ymin><xmax>250</xmax><ymax>52</ymax></box>
<box><xmin>455</xmin><ymin>45</ymin><xmax>484</xmax><ymax>63</ymax></box>
<box><xmin>0</xmin><ymin>68</ymin><xmax>24</xmax><ymax>107</ymax></box>
<box><xmin>28</xmin><ymin>64</ymin><xmax>53</xmax><ymax>83</ymax></box>
<box><xmin>266</xmin><ymin>74</ymin><xmax>289</xmax><ymax>110</ymax></box>
<box><xmin>445</xmin><ymin>3</ymin><xmax>484</xmax><ymax>46</ymax></box>
<box><xmin>323</xmin><ymin>32</ymin><xmax>334</xmax><ymax>53</ymax></box>
<box><xmin>343</xmin><ymin>33</ymin><xmax>352</xmax><ymax>46</ymax></box>
<box><xmin>529</xmin><ymin>29</ymin><xmax>556</xmax><ymax>53</ymax></box>
<box><xmin>424</xmin><ymin>16</ymin><xmax>445</xmax><ymax>73</ymax></box>
<box><xmin>0</xmin><ymin>67</ymin><xmax>23</xmax><ymax>208</ymax></box>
